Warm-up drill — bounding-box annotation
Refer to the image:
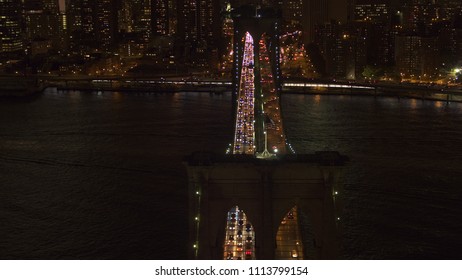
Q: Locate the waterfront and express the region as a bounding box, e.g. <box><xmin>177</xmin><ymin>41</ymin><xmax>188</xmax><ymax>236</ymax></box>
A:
<box><xmin>1</xmin><ymin>88</ymin><xmax>461</xmax><ymax>259</ymax></box>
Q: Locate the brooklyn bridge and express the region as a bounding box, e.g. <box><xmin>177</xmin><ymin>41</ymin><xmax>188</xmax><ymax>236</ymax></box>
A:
<box><xmin>184</xmin><ymin>5</ymin><xmax>348</xmax><ymax>260</ymax></box>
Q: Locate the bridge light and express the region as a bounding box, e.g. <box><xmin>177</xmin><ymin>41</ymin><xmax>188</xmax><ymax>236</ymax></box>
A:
<box><xmin>337</xmin><ymin>217</ymin><xmax>341</xmax><ymax>221</ymax></box>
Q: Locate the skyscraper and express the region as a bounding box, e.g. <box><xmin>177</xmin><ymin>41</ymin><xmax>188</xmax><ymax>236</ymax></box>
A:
<box><xmin>351</xmin><ymin>0</ymin><xmax>394</xmax><ymax>67</ymax></box>
<box><xmin>302</xmin><ymin>0</ymin><xmax>329</xmax><ymax>43</ymax></box>
<box><xmin>353</xmin><ymin>0</ymin><xmax>390</xmax><ymax>22</ymax></box>
<box><xmin>68</xmin><ymin>0</ymin><xmax>117</xmax><ymax>52</ymax></box>
<box><xmin>0</xmin><ymin>0</ymin><xmax>23</xmax><ymax>54</ymax></box>
<box><xmin>178</xmin><ymin>0</ymin><xmax>220</xmax><ymax>66</ymax></box>
<box><xmin>94</xmin><ymin>0</ymin><xmax>117</xmax><ymax>51</ymax></box>
<box><xmin>282</xmin><ymin>0</ymin><xmax>303</xmax><ymax>25</ymax></box>
<box><xmin>23</xmin><ymin>0</ymin><xmax>60</xmax><ymax>50</ymax></box>
<box><xmin>152</xmin><ymin>0</ymin><xmax>169</xmax><ymax>36</ymax></box>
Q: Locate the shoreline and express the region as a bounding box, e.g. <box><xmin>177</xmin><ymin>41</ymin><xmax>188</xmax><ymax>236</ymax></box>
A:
<box><xmin>1</xmin><ymin>81</ymin><xmax>462</xmax><ymax>103</ymax></box>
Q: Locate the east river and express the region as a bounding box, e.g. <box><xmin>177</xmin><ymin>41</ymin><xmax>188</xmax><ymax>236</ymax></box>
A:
<box><xmin>1</xmin><ymin>88</ymin><xmax>461</xmax><ymax>259</ymax></box>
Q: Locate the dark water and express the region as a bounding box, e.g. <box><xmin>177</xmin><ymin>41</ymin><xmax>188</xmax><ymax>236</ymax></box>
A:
<box><xmin>1</xmin><ymin>89</ymin><xmax>461</xmax><ymax>259</ymax></box>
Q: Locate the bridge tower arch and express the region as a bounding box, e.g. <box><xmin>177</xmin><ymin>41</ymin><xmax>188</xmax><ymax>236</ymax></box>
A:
<box><xmin>185</xmin><ymin>152</ymin><xmax>347</xmax><ymax>260</ymax></box>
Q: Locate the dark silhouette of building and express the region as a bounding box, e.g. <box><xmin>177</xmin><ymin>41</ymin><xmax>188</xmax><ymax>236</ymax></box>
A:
<box><xmin>178</xmin><ymin>0</ymin><xmax>220</xmax><ymax>66</ymax></box>
<box><xmin>302</xmin><ymin>0</ymin><xmax>329</xmax><ymax>43</ymax></box>
<box><xmin>67</xmin><ymin>0</ymin><xmax>118</xmax><ymax>53</ymax></box>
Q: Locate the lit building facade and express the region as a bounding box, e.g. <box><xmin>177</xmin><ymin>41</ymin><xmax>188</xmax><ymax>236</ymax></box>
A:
<box><xmin>354</xmin><ymin>0</ymin><xmax>390</xmax><ymax>22</ymax></box>
<box><xmin>22</xmin><ymin>0</ymin><xmax>63</xmax><ymax>50</ymax></box>
<box><xmin>68</xmin><ymin>0</ymin><xmax>117</xmax><ymax>53</ymax></box>
<box><xmin>395</xmin><ymin>34</ymin><xmax>439</xmax><ymax>80</ymax></box>
<box><xmin>0</xmin><ymin>0</ymin><xmax>23</xmax><ymax>54</ymax></box>
<box><xmin>152</xmin><ymin>0</ymin><xmax>169</xmax><ymax>35</ymax></box>
<box><xmin>283</xmin><ymin>0</ymin><xmax>303</xmax><ymax>25</ymax></box>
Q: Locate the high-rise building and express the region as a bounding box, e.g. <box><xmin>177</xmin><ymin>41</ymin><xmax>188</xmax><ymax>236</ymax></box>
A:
<box><xmin>118</xmin><ymin>0</ymin><xmax>134</xmax><ymax>33</ymax></box>
<box><xmin>439</xmin><ymin>0</ymin><xmax>462</xmax><ymax>20</ymax></box>
<box><xmin>168</xmin><ymin>0</ymin><xmax>177</xmax><ymax>35</ymax></box>
<box><xmin>395</xmin><ymin>34</ymin><xmax>440</xmax><ymax>80</ymax></box>
<box><xmin>0</xmin><ymin>0</ymin><xmax>23</xmax><ymax>54</ymax></box>
<box><xmin>402</xmin><ymin>0</ymin><xmax>438</xmax><ymax>34</ymax></box>
<box><xmin>302</xmin><ymin>0</ymin><xmax>329</xmax><ymax>43</ymax></box>
<box><xmin>58</xmin><ymin>10</ymin><xmax>69</xmax><ymax>50</ymax></box>
<box><xmin>350</xmin><ymin>1</ymin><xmax>394</xmax><ymax>67</ymax></box>
<box><xmin>178</xmin><ymin>0</ymin><xmax>220</xmax><ymax>66</ymax></box>
<box><xmin>282</xmin><ymin>0</ymin><xmax>303</xmax><ymax>25</ymax></box>
<box><xmin>316</xmin><ymin>21</ymin><xmax>366</xmax><ymax>79</ymax></box>
<box><xmin>117</xmin><ymin>0</ymin><xmax>152</xmax><ymax>57</ymax></box>
<box><xmin>24</xmin><ymin>0</ymin><xmax>61</xmax><ymax>50</ymax></box>
<box><xmin>354</xmin><ymin>0</ymin><xmax>390</xmax><ymax>22</ymax></box>
<box><xmin>68</xmin><ymin>0</ymin><xmax>117</xmax><ymax>52</ymax></box>
<box><xmin>94</xmin><ymin>0</ymin><xmax>117</xmax><ymax>51</ymax></box>
<box><xmin>68</xmin><ymin>0</ymin><xmax>96</xmax><ymax>52</ymax></box>
<box><xmin>152</xmin><ymin>0</ymin><xmax>169</xmax><ymax>35</ymax></box>
<box><xmin>178</xmin><ymin>0</ymin><xmax>197</xmax><ymax>43</ymax></box>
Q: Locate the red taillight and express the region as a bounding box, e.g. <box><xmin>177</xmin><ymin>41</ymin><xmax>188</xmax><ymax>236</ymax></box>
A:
<box><xmin>245</xmin><ymin>250</ymin><xmax>252</xmax><ymax>255</ymax></box>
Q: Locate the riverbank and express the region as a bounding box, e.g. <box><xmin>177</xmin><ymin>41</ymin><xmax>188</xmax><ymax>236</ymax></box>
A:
<box><xmin>0</xmin><ymin>77</ymin><xmax>45</xmax><ymax>98</ymax></box>
<box><xmin>284</xmin><ymin>86</ymin><xmax>462</xmax><ymax>103</ymax></box>
<box><xmin>2</xmin><ymin>75</ymin><xmax>462</xmax><ymax>103</ymax></box>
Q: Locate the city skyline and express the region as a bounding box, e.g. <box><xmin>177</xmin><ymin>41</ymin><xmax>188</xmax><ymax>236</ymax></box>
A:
<box><xmin>1</xmin><ymin>0</ymin><xmax>462</xmax><ymax>263</ymax></box>
<box><xmin>0</xmin><ymin>1</ymin><xmax>461</xmax><ymax>88</ymax></box>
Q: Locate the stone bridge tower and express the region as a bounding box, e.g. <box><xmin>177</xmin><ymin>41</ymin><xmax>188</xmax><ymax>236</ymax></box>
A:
<box><xmin>185</xmin><ymin>152</ymin><xmax>348</xmax><ymax>260</ymax></box>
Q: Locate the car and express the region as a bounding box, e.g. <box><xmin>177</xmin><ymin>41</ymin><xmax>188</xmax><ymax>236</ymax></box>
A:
<box><xmin>291</xmin><ymin>250</ymin><xmax>298</xmax><ymax>258</ymax></box>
